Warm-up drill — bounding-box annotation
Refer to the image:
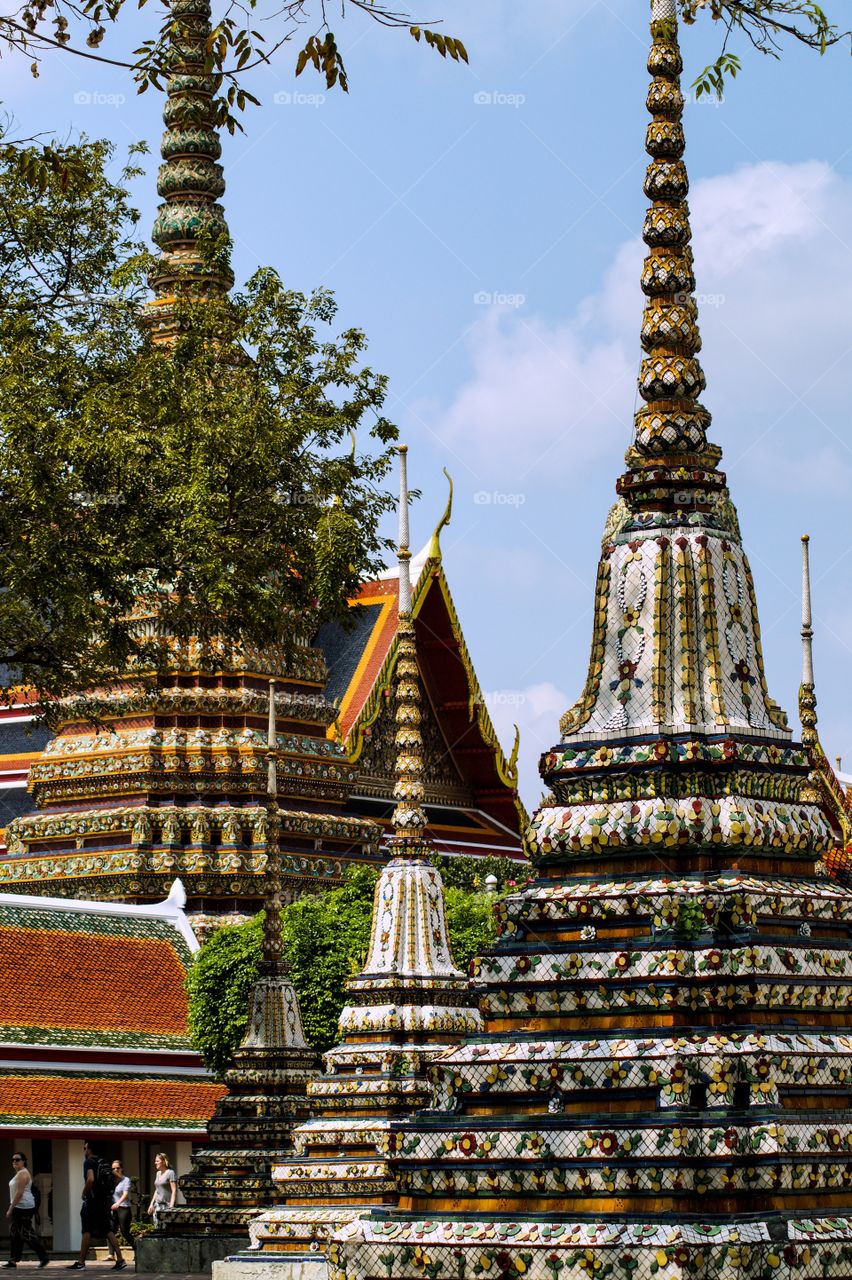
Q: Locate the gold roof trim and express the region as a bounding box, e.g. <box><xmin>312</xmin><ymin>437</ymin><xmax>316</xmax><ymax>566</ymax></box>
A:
<box><xmin>346</xmin><ymin>551</ymin><xmax>527</xmax><ymax>832</ymax></box>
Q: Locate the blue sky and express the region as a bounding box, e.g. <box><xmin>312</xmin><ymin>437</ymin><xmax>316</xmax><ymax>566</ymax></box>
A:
<box><xmin>5</xmin><ymin>1</ymin><xmax>852</xmax><ymax>806</ymax></box>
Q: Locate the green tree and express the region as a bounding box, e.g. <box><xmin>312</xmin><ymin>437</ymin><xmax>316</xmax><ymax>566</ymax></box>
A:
<box><xmin>431</xmin><ymin>853</ymin><xmax>525</xmax><ymax>892</ymax></box>
<box><xmin>0</xmin><ymin>0</ymin><xmax>468</xmax><ymax>141</ymax></box>
<box><xmin>684</xmin><ymin>1</ymin><xmax>851</xmax><ymax>97</ymax></box>
<box><xmin>444</xmin><ymin>886</ymin><xmax>498</xmax><ymax>972</ymax></box>
<box><xmin>280</xmin><ymin>865</ymin><xmax>379</xmax><ymax>1055</ymax></box>
<box><xmin>183</xmin><ymin>911</ymin><xmax>264</xmax><ymax>1080</ymax></box>
<box><xmin>0</xmin><ymin>134</ymin><xmax>397</xmax><ymax>709</ymax></box>
<box><xmin>186</xmin><ymin>866</ymin><xmax>500</xmax><ymax>1078</ymax></box>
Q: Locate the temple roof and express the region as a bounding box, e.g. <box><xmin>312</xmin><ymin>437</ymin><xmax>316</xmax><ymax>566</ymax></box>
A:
<box><xmin>0</xmin><ymin>881</ymin><xmax>225</xmax><ymax>1133</ymax></box>
<box><xmin>0</xmin><ymin>521</ymin><xmax>524</xmax><ymax>863</ymax></box>
<box><xmin>0</xmin><ymin>881</ymin><xmax>199</xmax><ymax>1051</ymax></box>
<box><xmin>0</xmin><ymin>1071</ymin><xmax>224</xmax><ymax>1133</ymax></box>
<box><xmin>316</xmin><ymin>522</ymin><xmax>526</xmax><ymax>846</ymax></box>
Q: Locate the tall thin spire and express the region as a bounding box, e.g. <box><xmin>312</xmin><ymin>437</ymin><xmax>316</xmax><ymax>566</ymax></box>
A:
<box><xmin>390</xmin><ymin>444</ymin><xmax>428</xmax><ymax>843</ymax></box>
<box><xmin>147</xmin><ymin>0</ymin><xmax>233</xmax><ymax>335</ymax></box>
<box><xmin>617</xmin><ymin>0</ymin><xmax>724</xmax><ymax>517</ymax></box>
<box><xmin>800</xmin><ymin>533</ymin><xmax>818</xmax><ymax>747</ymax></box>
<box><xmin>556</xmin><ymin>1</ymin><xmax>792</xmax><ymax>747</ymax></box>
<box><xmin>260</xmin><ymin>678</ymin><xmax>285</xmax><ymax>975</ymax></box>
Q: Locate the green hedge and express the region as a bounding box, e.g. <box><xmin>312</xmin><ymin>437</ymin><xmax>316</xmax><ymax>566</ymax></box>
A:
<box><xmin>187</xmin><ymin>862</ymin><xmax>507</xmax><ymax>1077</ymax></box>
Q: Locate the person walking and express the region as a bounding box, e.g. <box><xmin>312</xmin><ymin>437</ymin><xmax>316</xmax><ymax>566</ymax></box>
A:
<box><xmin>109</xmin><ymin>1162</ymin><xmax>132</xmax><ymax>1257</ymax></box>
<box><xmin>4</xmin><ymin>1153</ymin><xmax>49</xmax><ymax>1269</ymax></box>
<box><xmin>66</xmin><ymin>1141</ymin><xmax>127</xmax><ymax>1271</ymax></box>
<box><xmin>146</xmin><ymin>1154</ymin><xmax>176</xmax><ymax>1227</ymax></box>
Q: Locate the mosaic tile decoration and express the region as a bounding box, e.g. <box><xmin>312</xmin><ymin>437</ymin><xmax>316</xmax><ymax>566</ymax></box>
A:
<box><xmin>326</xmin><ymin>8</ymin><xmax>852</xmax><ymax>1280</ymax></box>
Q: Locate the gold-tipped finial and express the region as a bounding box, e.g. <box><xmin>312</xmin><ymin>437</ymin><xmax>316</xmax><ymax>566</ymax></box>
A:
<box><xmin>617</xmin><ymin>0</ymin><xmax>725</xmax><ymax>517</ymax></box>
<box><xmin>390</xmin><ymin>446</ymin><xmax>428</xmax><ymax>845</ymax></box>
<box><xmin>799</xmin><ymin>535</ymin><xmax>818</xmax><ymax>748</ymax></box>
<box><xmin>260</xmin><ymin>679</ymin><xmax>286</xmax><ymax>974</ymax></box>
<box><xmin>427</xmin><ymin>467</ymin><xmax>454</xmax><ymax>561</ymax></box>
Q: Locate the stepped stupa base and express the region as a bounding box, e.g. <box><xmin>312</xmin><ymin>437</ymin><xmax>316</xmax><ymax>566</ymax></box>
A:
<box><xmin>151</xmin><ymin>968</ymin><xmax>319</xmax><ymax>1271</ymax></box>
<box><xmin>138</xmin><ymin>1231</ymin><xmax>251</xmax><ymax>1276</ymax></box>
<box><xmin>327</xmin><ymin>1213</ymin><xmax>852</xmax><ymax>1280</ymax></box>
<box><xmin>212</xmin><ymin>1207</ymin><xmax>375</xmax><ymax>1280</ymax></box>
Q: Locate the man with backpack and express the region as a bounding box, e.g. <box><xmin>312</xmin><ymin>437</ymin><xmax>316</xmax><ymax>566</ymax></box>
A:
<box><xmin>66</xmin><ymin>1142</ymin><xmax>126</xmax><ymax>1271</ymax></box>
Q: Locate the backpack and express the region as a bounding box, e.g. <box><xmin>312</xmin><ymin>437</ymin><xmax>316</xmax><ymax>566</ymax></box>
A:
<box><xmin>94</xmin><ymin>1159</ymin><xmax>114</xmax><ymax>1202</ymax></box>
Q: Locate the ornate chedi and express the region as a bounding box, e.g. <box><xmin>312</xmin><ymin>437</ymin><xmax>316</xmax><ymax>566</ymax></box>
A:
<box><xmin>143</xmin><ymin>683</ymin><xmax>319</xmax><ymax>1271</ymax></box>
<box><xmin>243</xmin><ymin>447</ymin><xmax>482</xmax><ymax>1264</ymax></box>
<box><xmin>326</xmin><ymin>7</ymin><xmax>852</xmax><ymax>1280</ymax></box>
<box><xmin>0</xmin><ymin>0</ymin><xmax>380</xmax><ymax>932</ymax></box>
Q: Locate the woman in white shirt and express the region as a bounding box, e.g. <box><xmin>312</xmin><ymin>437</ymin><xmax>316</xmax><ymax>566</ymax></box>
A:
<box><xmin>110</xmin><ymin>1161</ymin><xmax>133</xmax><ymax>1255</ymax></box>
<box><xmin>147</xmin><ymin>1154</ymin><xmax>177</xmax><ymax>1228</ymax></box>
<box><xmin>4</xmin><ymin>1153</ymin><xmax>48</xmax><ymax>1268</ymax></box>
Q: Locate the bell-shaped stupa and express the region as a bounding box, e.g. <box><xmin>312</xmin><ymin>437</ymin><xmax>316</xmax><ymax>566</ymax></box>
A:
<box><xmin>328</xmin><ymin>6</ymin><xmax>851</xmax><ymax>1280</ymax></box>
<box><xmin>1</xmin><ymin>0</ymin><xmax>380</xmax><ymax>933</ymax></box>
<box><xmin>244</xmin><ymin>447</ymin><xmax>482</xmax><ymax>1263</ymax></box>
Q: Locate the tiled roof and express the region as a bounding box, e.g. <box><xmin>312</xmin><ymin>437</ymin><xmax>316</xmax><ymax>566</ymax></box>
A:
<box><xmin>317</xmin><ymin>579</ymin><xmax>398</xmax><ymax>741</ymax></box>
<box><xmin>0</xmin><ymin>893</ymin><xmax>197</xmax><ymax>1050</ymax></box>
<box><xmin>0</xmin><ymin>1070</ymin><xmax>225</xmax><ymax>1131</ymax></box>
<box><xmin>0</xmin><ymin>526</ymin><xmax>524</xmax><ymax>858</ymax></box>
<box><xmin>317</xmin><ymin>601</ymin><xmax>386</xmax><ymax>715</ymax></box>
<box><xmin>318</xmin><ymin>547</ymin><xmax>526</xmax><ymax>841</ymax></box>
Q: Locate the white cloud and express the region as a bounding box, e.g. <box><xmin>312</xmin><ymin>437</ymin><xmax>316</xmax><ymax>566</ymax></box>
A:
<box><xmin>690</xmin><ymin>160</ymin><xmax>834</xmax><ymax>268</ymax></box>
<box><xmin>426</xmin><ymin>160</ymin><xmax>852</xmax><ymax>495</ymax></box>
<box><xmin>433</xmin><ymin>308</ymin><xmax>634</xmax><ymax>485</ymax></box>
<box><xmin>483</xmin><ymin>680</ymin><xmax>569</xmax><ymax>809</ymax></box>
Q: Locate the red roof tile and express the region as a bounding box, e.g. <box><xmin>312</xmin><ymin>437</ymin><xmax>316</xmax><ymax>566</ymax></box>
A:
<box><xmin>0</xmin><ymin>1073</ymin><xmax>225</xmax><ymax>1129</ymax></box>
<box><xmin>0</xmin><ymin>902</ymin><xmax>197</xmax><ymax>1049</ymax></box>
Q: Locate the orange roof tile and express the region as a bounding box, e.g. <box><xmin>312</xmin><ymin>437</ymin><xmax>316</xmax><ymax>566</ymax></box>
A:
<box><xmin>1</xmin><ymin>926</ymin><xmax>188</xmax><ymax>1038</ymax></box>
<box><xmin>0</xmin><ymin>1073</ymin><xmax>225</xmax><ymax>1130</ymax></box>
<box><xmin>0</xmin><ymin>902</ymin><xmax>196</xmax><ymax>1049</ymax></box>
<box><xmin>333</xmin><ymin>580</ymin><xmax>398</xmax><ymax>740</ymax></box>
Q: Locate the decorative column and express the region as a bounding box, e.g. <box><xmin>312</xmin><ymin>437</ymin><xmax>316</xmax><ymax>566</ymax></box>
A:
<box><xmin>799</xmin><ymin>534</ymin><xmax>818</xmax><ymax>748</ymax></box>
<box><xmin>146</xmin><ymin>0</ymin><xmax>233</xmax><ymax>342</ymax></box>
<box><xmin>243</xmin><ymin>447</ymin><xmax>483</xmax><ymax>1261</ymax></box>
<box><xmin>152</xmin><ymin>680</ymin><xmax>318</xmax><ymax>1268</ymax></box>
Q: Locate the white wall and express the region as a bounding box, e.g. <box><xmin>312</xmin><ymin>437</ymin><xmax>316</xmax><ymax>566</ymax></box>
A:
<box><xmin>51</xmin><ymin>1141</ymin><xmax>79</xmax><ymax>1253</ymax></box>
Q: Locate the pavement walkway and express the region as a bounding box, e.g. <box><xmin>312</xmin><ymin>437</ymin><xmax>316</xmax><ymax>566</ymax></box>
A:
<box><xmin>2</xmin><ymin>1266</ymin><xmax>207</xmax><ymax>1279</ymax></box>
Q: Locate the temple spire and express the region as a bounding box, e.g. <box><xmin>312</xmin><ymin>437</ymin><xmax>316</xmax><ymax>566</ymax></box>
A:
<box><xmin>390</xmin><ymin>444</ymin><xmax>428</xmax><ymax>844</ymax></box>
<box><xmin>617</xmin><ymin>0</ymin><xmax>724</xmax><ymax>517</ymax></box>
<box><xmin>147</xmin><ymin>0</ymin><xmax>233</xmax><ymax>336</ymax></box>
<box><xmin>260</xmin><ymin>679</ymin><xmax>285</xmax><ymax>975</ymax></box>
<box><xmin>799</xmin><ymin>534</ymin><xmax>818</xmax><ymax>747</ymax></box>
<box><xmin>556</xmin><ymin>0</ymin><xmax>791</xmax><ymax>748</ymax></box>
